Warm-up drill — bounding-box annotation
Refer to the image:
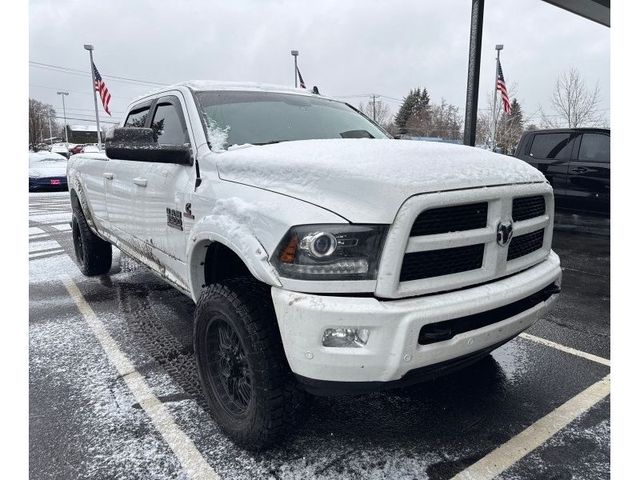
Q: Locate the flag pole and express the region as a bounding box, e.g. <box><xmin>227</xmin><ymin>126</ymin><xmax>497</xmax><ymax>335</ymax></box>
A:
<box><xmin>57</xmin><ymin>91</ymin><xmax>69</xmax><ymax>149</ymax></box>
<box><xmin>492</xmin><ymin>44</ymin><xmax>503</xmax><ymax>152</ymax></box>
<box><xmin>291</xmin><ymin>50</ymin><xmax>299</xmax><ymax>88</ymax></box>
<box><xmin>84</xmin><ymin>44</ymin><xmax>102</xmax><ymax>149</ymax></box>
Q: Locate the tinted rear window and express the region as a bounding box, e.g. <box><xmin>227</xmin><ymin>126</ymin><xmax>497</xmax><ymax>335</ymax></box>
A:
<box><xmin>578</xmin><ymin>133</ymin><xmax>610</xmax><ymax>162</ymax></box>
<box><xmin>529</xmin><ymin>133</ymin><xmax>574</xmax><ymax>160</ymax></box>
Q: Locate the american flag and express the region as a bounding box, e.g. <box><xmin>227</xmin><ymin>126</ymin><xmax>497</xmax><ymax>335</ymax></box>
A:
<box><xmin>92</xmin><ymin>62</ymin><xmax>111</xmax><ymax>115</ymax></box>
<box><xmin>496</xmin><ymin>58</ymin><xmax>511</xmax><ymax>115</ymax></box>
<box><xmin>296</xmin><ymin>65</ymin><xmax>306</xmax><ymax>89</ymax></box>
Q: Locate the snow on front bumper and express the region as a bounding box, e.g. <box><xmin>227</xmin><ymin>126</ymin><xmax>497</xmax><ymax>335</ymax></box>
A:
<box><xmin>271</xmin><ymin>251</ymin><xmax>561</xmax><ymax>388</ymax></box>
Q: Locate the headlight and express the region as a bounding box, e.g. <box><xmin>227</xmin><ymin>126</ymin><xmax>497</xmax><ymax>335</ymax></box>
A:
<box><xmin>271</xmin><ymin>224</ymin><xmax>388</xmax><ymax>280</ymax></box>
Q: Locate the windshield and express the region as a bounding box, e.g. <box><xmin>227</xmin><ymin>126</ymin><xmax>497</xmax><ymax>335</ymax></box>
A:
<box><xmin>195</xmin><ymin>90</ymin><xmax>389</xmax><ymax>149</ymax></box>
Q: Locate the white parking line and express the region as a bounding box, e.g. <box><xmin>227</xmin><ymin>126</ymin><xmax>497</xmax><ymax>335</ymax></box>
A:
<box><xmin>30</xmin><ymin>249</ymin><xmax>65</xmax><ymax>260</ymax></box>
<box><xmin>29</xmin><ymin>233</ymin><xmax>51</xmax><ymax>241</ymax></box>
<box><xmin>519</xmin><ymin>332</ymin><xmax>610</xmax><ymax>367</ymax></box>
<box><xmin>452</xmin><ymin>374</ymin><xmax>610</xmax><ymax>480</ymax></box>
<box><xmin>60</xmin><ymin>275</ymin><xmax>219</xmax><ymax>480</ymax></box>
<box><xmin>53</xmin><ymin>224</ymin><xmax>72</xmax><ymax>231</ymax></box>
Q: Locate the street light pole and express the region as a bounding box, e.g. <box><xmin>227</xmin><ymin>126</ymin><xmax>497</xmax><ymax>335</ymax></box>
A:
<box><xmin>47</xmin><ymin>114</ymin><xmax>53</xmax><ymax>146</ymax></box>
<box><xmin>84</xmin><ymin>44</ymin><xmax>102</xmax><ymax>149</ymax></box>
<box><xmin>463</xmin><ymin>0</ymin><xmax>485</xmax><ymax>146</ymax></box>
<box><xmin>291</xmin><ymin>50</ymin><xmax>299</xmax><ymax>88</ymax></box>
<box><xmin>57</xmin><ymin>91</ymin><xmax>69</xmax><ymax>149</ymax></box>
<box><xmin>491</xmin><ymin>44</ymin><xmax>503</xmax><ymax>152</ymax></box>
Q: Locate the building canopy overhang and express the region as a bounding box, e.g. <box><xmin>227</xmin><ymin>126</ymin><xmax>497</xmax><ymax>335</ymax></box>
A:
<box><xmin>542</xmin><ymin>0</ymin><xmax>609</xmax><ymax>27</ymax></box>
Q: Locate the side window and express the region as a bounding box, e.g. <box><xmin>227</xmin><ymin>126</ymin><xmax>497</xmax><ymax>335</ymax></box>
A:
<box><xmin>529</xmin><ymin>133</ymin><xmax>574</xmax><ymax>160</ymax></box>
<box><xmin>577</xmin><ymin>133</ymin><xmax>610</xmax><ymax>163</ymax></box>
<box><xmin>150</xmin><ymin>101</ymin><xmax>189</xmax><ymax>145</ymax></box>
<box><xmin>124</xmin><ymin>106</ymin><xmax>150</xmax><ymax>127</ymax></box>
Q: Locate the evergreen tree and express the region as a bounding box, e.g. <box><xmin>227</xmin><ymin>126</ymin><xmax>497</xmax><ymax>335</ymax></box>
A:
<box><xmin>507</xmin><ymin>99</ymin><xmax>524</xmax><ymax>133</ymax></box>
<box><xmin>496</xmin><ymin>98</ymin><xmax>525</xmax><ymax>154</ymax></box>
<box><xmin>395</xmin><ymin>88</ymin><xmax>431</xmax><ymax>135</ymax></box>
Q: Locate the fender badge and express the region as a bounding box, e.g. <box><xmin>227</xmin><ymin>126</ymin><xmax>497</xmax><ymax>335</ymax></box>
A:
<box><xmin>183</xmin><ymin>202</ymin><xmax>195</xmax><ymax>220</ymax></box>
<box><xmin>166</xmin><ymin>208</ymin><xmax>183</xmax><ymax>231</ymax></box>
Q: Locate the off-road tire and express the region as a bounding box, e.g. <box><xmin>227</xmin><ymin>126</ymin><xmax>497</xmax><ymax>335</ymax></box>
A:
<box><xmin>194</xmin><ymin>279</ymin><xmax>306</xmax><ymax>450</ymax></box>
<box><xmin>71</xmin><ymin>206</ymin><xmax>112</xmax><ymax>276</ymax></box>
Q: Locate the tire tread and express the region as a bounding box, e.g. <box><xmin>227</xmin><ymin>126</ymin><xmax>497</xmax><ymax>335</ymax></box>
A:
<box><xmin>194</xmin><ymin>278</ymin><xmax>305</xmax><ymax>450</ymax></box>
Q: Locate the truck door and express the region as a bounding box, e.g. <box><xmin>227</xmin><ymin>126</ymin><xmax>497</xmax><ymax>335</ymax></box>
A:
<box><xmin>567</xmin><ymin>132</ymin><xmax>610</xmax><ymax>214</ymax></box>
<box><xmin>138</xmin><ymin>94</ymin><xmax>196</xmax><ymax>288</ymax></box>
<box><xmin>526</xmin><ymin>131</ymin><xmax>577</xmax><ymax>209</ymax></box>
<box><xmin>104</xmin><ymin>102</ymin><xmax>151</xmax><ymax>242</ymax></box>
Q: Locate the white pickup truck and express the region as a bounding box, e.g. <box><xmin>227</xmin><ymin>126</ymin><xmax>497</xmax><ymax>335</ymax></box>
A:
<box><xmin>67</xmin><ymin>82</ymin><xmax>561</xmax><ymax>449</ymax></box>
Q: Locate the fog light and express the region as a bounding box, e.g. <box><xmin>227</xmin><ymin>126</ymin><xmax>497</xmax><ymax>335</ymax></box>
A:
<box><xmin>322</xmin><ymin>328</ymin><xmax>370</xmax><ymax>348</ymax></box>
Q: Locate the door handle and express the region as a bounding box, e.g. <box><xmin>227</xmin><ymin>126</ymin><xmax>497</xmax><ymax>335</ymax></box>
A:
<box><xmin>133</xmin><ymin>177</ymin><xmax>148</xmax><ymax>187</ymax></box>
<box><xmin>103</xmin><ymin>172</ymin><xmax>114</xmax><ymax>180</ymax></box>
<box><xmin>571</xmin><ymin>167</ymin><xmax>589</xmax><ymax>174</ymax></box>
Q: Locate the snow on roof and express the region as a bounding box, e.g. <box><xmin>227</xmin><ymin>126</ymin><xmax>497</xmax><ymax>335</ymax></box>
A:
<box><xmin>69</xmin><ymin>125</ymin><xmax>103</xmax><ymax>132</ymax></box>
<box><xmin>29</xmin><ymin>151</ymin><xmax>67</xmax><ymax>161</ymax></box>
<box><xmin>131</xmin><ymin>80</ymin><xmax>331</xmax><ymax>104</ymax></box>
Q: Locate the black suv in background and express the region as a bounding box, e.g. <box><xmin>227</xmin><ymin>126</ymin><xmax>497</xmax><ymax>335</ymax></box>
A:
<box><xmin>514</xmin><ymin>128</ymin><xmax>610</xmax><ymax>216</ymax></box>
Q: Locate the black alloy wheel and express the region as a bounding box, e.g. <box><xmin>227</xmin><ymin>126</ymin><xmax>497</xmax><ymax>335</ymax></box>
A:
<box><xmin>205</xmin><ymin>319</ymin><xmax>254</xmax><ymax>418</ymax></box>
<box><xmin>193</xmin><ymin>279</ymin><xmax>306</xmax><ymax>450</ymax></box>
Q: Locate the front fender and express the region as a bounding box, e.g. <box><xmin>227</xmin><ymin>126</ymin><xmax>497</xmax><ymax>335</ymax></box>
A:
<box><xmin>186</xmin><ymin>215</ymin><xmax>282</xmax><ymax>302</ymax></box>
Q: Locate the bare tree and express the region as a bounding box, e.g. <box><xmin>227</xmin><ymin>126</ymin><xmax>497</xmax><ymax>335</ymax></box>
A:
<box><xmin>358</xmin><ymin>98</ymin><xmax>391</xmax><ymax>126</ymax></box>
<box><xmin>29</xmin><ymin>98</ymin><xmax>58</xmax><ymax>147</ymax></box>
<box><xmin>427</xmin><ymin>99</ymin><xmax>462</xmax><ymax>140</ymax></box>
<box><xmin>543</xmin><ymin>68</ymin><xmax>604</xmax><ymax>128</ymax></box>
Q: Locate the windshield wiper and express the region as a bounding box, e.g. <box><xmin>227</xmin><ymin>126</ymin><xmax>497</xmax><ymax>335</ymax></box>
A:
<box><xmin>253</xmin><ymin>140</ymin><xmax>289</xmax><ymax>146</ymax></box>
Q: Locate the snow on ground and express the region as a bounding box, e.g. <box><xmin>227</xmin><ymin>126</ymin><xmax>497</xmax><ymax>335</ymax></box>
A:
<box><xmin>29</xmin><ymin>191</ymin><xmax>610</xmax><ymax>480</ymax></box>
<box><xmin>30</xmin><ymin>308</ymin><xmax>188</xmax><ymax>480</ymax></box>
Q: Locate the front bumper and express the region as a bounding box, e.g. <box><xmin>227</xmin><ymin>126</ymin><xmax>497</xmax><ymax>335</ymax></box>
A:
<box><xmin>271</xmin><ymin>251</ymin><xmax>561</xmax><ymax>394</ymax></box>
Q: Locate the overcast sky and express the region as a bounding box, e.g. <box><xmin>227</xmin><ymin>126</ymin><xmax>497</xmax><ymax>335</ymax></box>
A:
<box><xmin>29</xmin><ymin>0</ymin><xmax>609</xmax><ymax>129</ymax></box>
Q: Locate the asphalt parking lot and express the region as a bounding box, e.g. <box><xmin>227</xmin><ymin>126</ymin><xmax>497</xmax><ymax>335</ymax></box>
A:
<box><xmin>29</xmin><ymin>191</ymin><xmax>610</xmax><ymax>480</ymax></box>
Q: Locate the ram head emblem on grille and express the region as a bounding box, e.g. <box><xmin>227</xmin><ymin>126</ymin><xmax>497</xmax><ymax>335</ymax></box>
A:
<box><xmin>496</xmin><ymin>221</ymin><xmax>514</xmax><ymax>247</ymax></box>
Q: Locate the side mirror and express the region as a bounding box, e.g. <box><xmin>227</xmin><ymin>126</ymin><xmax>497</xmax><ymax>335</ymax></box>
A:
<box><xmin>105</xmin><ymin>127</ymin><xmax>192</xmax><ymax>165</ymax></box>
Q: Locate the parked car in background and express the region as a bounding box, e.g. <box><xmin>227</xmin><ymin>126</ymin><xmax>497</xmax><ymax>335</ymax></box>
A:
<box><xmin>50</xmin><ymin>143</ymin><xmax>70</xmax><ymax>159</ymax></box>
<box><xmin>80</xmin><ymin>144</ymin><xmax>102</xmax><ymax>153</ymax></box>
<box><xmin>514</xmin><ymin>128</ymin><xmax>610</xmax><ymax>216</ymax></box>
<box><xmin>28</xmin><ymin>151</ymin><xmax>69</xmax><ymax>191</ymax></box>
<box><xmin>69</xmin><ymin>144</ymin><xmax>85</xmax><ymax>155</ymax></box>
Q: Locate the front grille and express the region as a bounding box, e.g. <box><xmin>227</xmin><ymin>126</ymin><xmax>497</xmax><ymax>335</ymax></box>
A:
<box><xmin>400</xmin><ymin>244</ymin><xmax>484</xmax><ymax>282</ymax></box>
<box><xmin>410</xmin><ymin>202</ymin><xmax>488</xmax><ymax>236</ymax></box>
<box><xmin>508</xmin><ymin>229</ymin><xmax>544</xmax><ymax>261</ymax></box>
<box><xmin>512</xmin><ymin>196</ymin><xmax>545</xmax><ymax>222</ymax></box>
<box><xmin>418</xmin><ymin>282</ymin><xmax>560</xmax><ymax>345</ymax></box>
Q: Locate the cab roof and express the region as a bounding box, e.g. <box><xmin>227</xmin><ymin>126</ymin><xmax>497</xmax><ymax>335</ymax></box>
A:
<box><xmin>131</xmin><ymin>80</ymin><xmax>330</xmax><ymax>105</ymax></box>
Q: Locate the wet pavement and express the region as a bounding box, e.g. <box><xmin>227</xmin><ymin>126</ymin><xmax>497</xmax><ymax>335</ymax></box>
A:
<box><xmin>29</xmin><ymin>191</ymin><xmax>610</xmax><ymax>480</ymax></box>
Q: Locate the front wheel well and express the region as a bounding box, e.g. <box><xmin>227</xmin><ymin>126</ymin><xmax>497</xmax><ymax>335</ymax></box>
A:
<box><xmin>204</xmin><ymin>242</ymin><xmax>254</xmax><ymax>285</ymax></box>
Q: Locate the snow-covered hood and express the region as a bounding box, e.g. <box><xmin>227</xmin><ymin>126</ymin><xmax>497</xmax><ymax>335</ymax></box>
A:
<box><xmin>216</xmin><ymin>139</ymin><xmax>546</xmax><ymax>223</ymax></box>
